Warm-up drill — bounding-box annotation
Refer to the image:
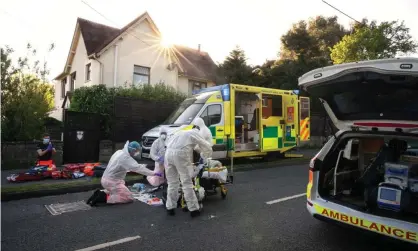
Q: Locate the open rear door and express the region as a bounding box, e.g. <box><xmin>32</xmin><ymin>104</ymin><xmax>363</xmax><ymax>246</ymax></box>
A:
<box><xmin>299</xmin><ymin>97</ymin><xmax>310</xmax><ymax>141</ymax></box>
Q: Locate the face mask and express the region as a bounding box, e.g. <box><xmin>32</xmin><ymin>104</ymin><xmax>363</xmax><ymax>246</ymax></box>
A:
<box><xmin>133</xmin><ymin>151</ymin><xmax>140</xmax><ymax>157</ymax></box>
<box><xmin>43</xmin><ymin>138</ymin><xmax>50</xmax><ymax>144</ymax></box>
<box><xmin>161</xmin><ymin>134</ymin><xmax>167</xmax><ymax>140</ymax></box>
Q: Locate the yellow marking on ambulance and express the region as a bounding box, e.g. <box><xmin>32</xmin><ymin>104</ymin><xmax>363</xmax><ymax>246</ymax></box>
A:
<box><xmin>300</xmin><ymin>118</ymin><xmax>310</xmax><ymax>140</ymax></box>
<box><xmin>313</xmin><ymin>204</ymin><xmax>418</xmax><ymax>243</ymax></box>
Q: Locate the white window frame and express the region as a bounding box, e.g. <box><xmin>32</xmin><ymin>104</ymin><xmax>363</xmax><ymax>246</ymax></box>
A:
<box><xmin>133</xmin><ymin>65</ymin><xmax>151</xmax><ymax>85</ymax></box>
<box><xmin>61</xmin><ymin>78</ymin><xmax>67</xmax><ymax>99</ymax></box>
<box><xmin>85</xmin><ymin>63</ymin><xmax>91</xmax><ymax>82</ymax></box>
<box><xmin>70</xmin><ymin>71</ymin><xmax>76</xmax><ymax>91</ymax></box>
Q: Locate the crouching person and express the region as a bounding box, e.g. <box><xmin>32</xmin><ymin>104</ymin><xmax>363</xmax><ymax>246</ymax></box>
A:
<box><xmin>87</xmin><ymin>141</ymin><xmax>161</xmax><ymax>206</ymax></box>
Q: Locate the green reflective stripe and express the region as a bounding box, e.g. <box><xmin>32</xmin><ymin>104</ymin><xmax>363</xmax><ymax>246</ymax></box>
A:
<box><xmin>286</xmin><ymin>136</ymin><xmax>296</xmax><ymax>142</ymax></box>
<box><xmin>209</xmin><ymin>126</ymin><xmax>216</xmax><ymax>137</ymax></box>
<box><xmin>216</xmin><ymin>139</ymin><xmax>224</xmax><ymax>144</ymax></box>
<box><xmin>278</xmin><ymin>138</ymin><xmax>283</xmax><ymax>148</ymax></box>
<box><xmin>263</xmin><ymin>126</ymin><xmax>278</xmax><ymax>138</ymax></box>
<box><xmin>228</xmin><ymin>138</ymin><xmax>234</xmax><ymax>150</ymax></box>
<box><xmin>284</xmin><ymin>142</ymin><xmax>296</xmax><ymax>147</ymax></box>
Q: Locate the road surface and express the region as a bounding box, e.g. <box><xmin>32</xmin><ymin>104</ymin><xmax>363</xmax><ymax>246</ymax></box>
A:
<box><xmin>1</xmin><ymin>164</ymin><xmax>416</xmax><ymax>251</ymax></box>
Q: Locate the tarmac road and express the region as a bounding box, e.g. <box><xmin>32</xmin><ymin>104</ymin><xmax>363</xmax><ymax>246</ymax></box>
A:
<box><xmin>1</xmin><ymin>164</ymin><xmax>416</xmax><ymax>251</ymax></box>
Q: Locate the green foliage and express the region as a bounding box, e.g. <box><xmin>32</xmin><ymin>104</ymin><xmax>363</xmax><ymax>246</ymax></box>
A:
<box><xmin>1</xmin><ymin>44</ymin><xmax>55</xmax><ymax>141</ymax></box>
<box><xmin>280</xmin><ymin>16</ymin><xmax>348</xmax><ymax>61</ymax></box>
<box><xmin>69</xmin><ymin>83</ymin><xmax>187</xmax><ymax>137</ymax></box>
<box><xmin>218</xmin><ymin>46</ymin><xmax>253</xmax><ymax>85</ymax></box>
<box><xmin>331</xmin><ymin>20</ymin><xmax>418</xmax><ymax>64</ymax></box>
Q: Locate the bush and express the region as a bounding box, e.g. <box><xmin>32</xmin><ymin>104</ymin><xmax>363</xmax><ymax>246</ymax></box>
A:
<box><xmin>69</xmin><ymin>84</ymin><xmax>187</xmax><ymax>137</ymax></box>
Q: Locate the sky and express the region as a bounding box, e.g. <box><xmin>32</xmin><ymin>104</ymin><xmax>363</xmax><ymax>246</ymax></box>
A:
<box><xmin>1</xmin><ymin>0</ymin><xmax>418</xmax><ymax>80</ymax></box>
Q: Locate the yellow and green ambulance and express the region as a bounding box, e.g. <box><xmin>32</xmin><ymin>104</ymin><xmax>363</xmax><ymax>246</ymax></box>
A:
<box><xmin>141</xmin><ymin>84</ymin><xmax>311</xmax><ymax>160</ymax></box>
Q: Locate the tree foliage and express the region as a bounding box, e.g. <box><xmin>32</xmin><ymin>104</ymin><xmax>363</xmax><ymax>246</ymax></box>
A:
<box><xmin>1</xmin><ymin>44</ymin><xmax>55</xmax><ymax>141</ymax></box>
<box><xmin>280</xmin><ymin>16</ymin><xmax>348</xmax><ymax>61</ymax></box>
<box><xmin>217</xmin><ymin>16</ymin><xmax>416</xmax><ymax>116</ymax></box>
<box><xmin>331</xmin><ymin>20</ymin><xmax>418</xmax><ymax>64</ymax></box>
<box><xmin>218</xmin><ymin>46</ymin><xmax>253</xmax><ymax>85</ymax></box>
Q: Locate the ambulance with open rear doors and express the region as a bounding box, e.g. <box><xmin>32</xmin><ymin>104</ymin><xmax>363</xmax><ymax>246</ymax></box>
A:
<box><xmin>300</xmin><ymin>57</ymin><xmax>418</xmax><ymax>244</ymax></box>
<box><xmin>141</xmin><ymin>84</ymin><xmax>311</xmax><ymax>160</ymax></box>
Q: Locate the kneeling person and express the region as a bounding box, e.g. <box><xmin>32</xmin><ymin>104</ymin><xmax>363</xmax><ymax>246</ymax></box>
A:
<box><xmin>88</xmin><ymin>141</ymin><xmax>161</xmax><ymax>206</ymax></box>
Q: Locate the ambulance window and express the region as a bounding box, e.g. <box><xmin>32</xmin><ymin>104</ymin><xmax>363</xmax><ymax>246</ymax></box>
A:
<box><xmin>301</xmin><ymin>98</ymin><xmax>310</xmax><ymax>120</ymax></box>
<box><xmin>271</xmin><ymin>96</ymin><xmax>283</xmax><ymax>116</ymax></box>
<box><xmin>200</xmin><ymin>104</ymin><xmax>222</xmax><ymax>126</ymax></box>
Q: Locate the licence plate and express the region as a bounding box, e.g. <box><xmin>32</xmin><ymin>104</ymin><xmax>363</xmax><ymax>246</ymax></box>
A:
<box><xmin>142</xmin><ymin>153</ymin><xmax>150</xmax><ymax>158</ymax></box>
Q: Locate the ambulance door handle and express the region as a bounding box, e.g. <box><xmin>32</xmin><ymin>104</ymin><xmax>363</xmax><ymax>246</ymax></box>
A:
<box><xmin>217</xmin><ymin>129</ymin><xmax>224</xmax><ymax>132</ymax></box>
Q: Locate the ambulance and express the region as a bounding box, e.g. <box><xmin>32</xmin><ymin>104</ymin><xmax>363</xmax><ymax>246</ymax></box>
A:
<box><xmin>141</xmin><ymin>84</ymin><xmax>311</xmax><ymax>160</ymax></box>
<box><xmin>300</xmin><ymin>58</ymin><xmax>418</xmax><ymax>244</ymax></box>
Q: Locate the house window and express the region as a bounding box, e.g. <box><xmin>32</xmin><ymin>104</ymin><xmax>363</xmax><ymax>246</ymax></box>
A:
<box><xmin>61</xmin><ymin>78</ymin><xmax>67</xmax><ymax>98</ymax></box>
<box><xmin>70</xmin><ymin>72</ymin><xmax>76</xmax><ymax>91</ymax></box>
<box><xmin>133</xmin><ymin>65</ymin><xmax>150</xmax><ymax>85</ymax></box>
<box><xmin>200</xmin><ymin>104</ymin><xmax>222</xmax><ymax>126</ymax></box>
<box><xmin>85</xmin><ymin>63</ymin><xmax>91</xmax><ymax>82</ymax></box>
<box><xmin>189</xmin><ymin>80</ymin><xmax>207</xmax><ymax>95</ymax></box>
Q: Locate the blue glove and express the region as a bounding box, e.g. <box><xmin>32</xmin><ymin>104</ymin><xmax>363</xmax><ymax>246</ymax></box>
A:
<box><xmin>158</xmin><ymin>156</ymin><xmax>164</xmax><ymax>163</ymax></box>
<box><xmin>47</xmin><ymin>143</ymin><xmax>53</xmax><ymax>151</ymax></box>
<box><xmin>199</xmin><ymin>158</ymin><xmax>204</xmax><ymax>165</ymax></box>
<box><xmin>154</xmin><ymin>172</ymin><xmax>163</xmax><ymax>177</ymax></box>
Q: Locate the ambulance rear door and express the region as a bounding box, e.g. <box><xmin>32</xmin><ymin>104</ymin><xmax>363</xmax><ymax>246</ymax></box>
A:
<box><xmin>299</xmin><ymin>96</ymin><xmax>310</xmax><ymax>141</ymax></box>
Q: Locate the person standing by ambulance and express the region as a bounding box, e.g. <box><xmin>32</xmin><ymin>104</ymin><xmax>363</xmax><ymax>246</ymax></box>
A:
<box><xmin>148</xmin><ymin>127</ymin><xmax>168</xmax><ymax>186</ymax></box>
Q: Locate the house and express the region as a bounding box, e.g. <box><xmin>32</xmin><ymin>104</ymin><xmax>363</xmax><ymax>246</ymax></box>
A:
<box><xmin>51</xmin><ymin>12</ymin><xmax>220</xmax><ymax>121</ymax></box>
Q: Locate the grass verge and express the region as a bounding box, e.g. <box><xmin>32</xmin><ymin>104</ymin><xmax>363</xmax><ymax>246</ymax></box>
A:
<box><xmin>2</xmin><ymin>175</ymin><xmax>143</xmax><ymax>194</ymax></box>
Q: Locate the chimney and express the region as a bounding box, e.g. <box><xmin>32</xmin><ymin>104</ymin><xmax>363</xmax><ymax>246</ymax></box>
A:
<box><xmin>198</xmin><ymin>44</ymin><xmax>201</xmax><ymax>52</ymax></box>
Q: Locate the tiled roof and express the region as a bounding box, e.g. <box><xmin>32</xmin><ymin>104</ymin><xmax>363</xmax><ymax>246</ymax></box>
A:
<box><xmin>77</xmin><ymin>18</ymin><xmax>120</xmax><ymax>55</ymax></box>
<box><xmin>173</xmin><ymin>45</ymin><xmax>219</xmax><ymax>82</ymax></box>
<box><xmin>75</xmin><ymin>15</ymin><xmax>219</xmax><ymax>82</ymax></box>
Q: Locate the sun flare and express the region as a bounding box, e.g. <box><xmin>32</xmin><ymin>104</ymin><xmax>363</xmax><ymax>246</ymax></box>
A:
<box><xmin>160</xmin><ymin>36</ymin><xmax>173</xmax><ymax>48</ymax></box>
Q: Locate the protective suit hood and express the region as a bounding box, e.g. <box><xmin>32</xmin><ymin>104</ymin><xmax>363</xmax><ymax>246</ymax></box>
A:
<box><xmin>159</xmin><ymin>127</ymin><xmax>168</xmax><ymax>135</ymax></box>
<box><xmin>192</xmin><ymin>118</ymin><xmax>213</xmax><ymax>146</ymax></box>
<box><xmin>193</xmin><ymin>117</ymin><xmax>206</xmax><ymax>129</ymax></box>
<box><xmin>122</xmin><ymin>141</ymin><xmax>130</xmax><ymax>155</ymax></box>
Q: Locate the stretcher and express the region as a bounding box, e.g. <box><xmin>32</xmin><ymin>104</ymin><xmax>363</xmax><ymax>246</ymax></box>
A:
<box><xmin>178</xmin><ymin>159</ymin><xmax>230</xmax><ymax>211</ymax></box>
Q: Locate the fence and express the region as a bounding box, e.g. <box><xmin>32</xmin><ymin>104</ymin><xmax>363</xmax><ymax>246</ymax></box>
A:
<box><xmin>112</xmin><ymin>96</ymin><xmax>177</xmax><ymax>142</ymax></box>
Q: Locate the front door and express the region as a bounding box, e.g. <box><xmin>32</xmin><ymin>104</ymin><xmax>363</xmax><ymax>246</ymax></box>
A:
<box><xmin>198</xmin><ymin>103</ymin><xmax>226</xmax><ymax>159</ymax></box>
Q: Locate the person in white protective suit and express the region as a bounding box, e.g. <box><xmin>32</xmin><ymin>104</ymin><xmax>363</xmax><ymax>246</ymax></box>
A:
<box><xmin>193</xmin><ymin>117</ymin><xmax>213</xmax><ymax>146</ymax></box>
<box><xmin>192</xmin><ymin>117</ymin><xmax>213</xmax><ymax>164</ymax></box>
<box><xmin>147</xmin><ymin>127</ymin><xmax>168</xmax><ymax>187</ymax></box>
<box><xmin>87</xmin><ymin>141</ymin><xmax>162</xmax><ymax>206</ymax></box>
<box><xmin>165</xmin><ymin>123</ymin><xmax>213</xmax><ymax>218</ymax></box>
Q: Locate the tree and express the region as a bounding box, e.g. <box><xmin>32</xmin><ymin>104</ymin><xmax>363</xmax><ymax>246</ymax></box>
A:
<box><xmin>280</xmin><ymin>16</ymin><xmax>348</xmax><ymax>61</ymax></box>
<box><xmin>258</xmin><ymin>16</ymin><xmax>347</xmax><ymax>91</ymax></box>
<box><xmin>218</xmin><ymin>46</ymin><xmax>253</xmax><ymax>84</ymax></box>
<box><xmin>1</xmin><ymin>44</ymin><xmax>55</xmax><ymax>141</ymax></box>
<box><xmin>330</xmin><ymin>20</ymin><xmax>418</xmax><ymax>64</ymax></box>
